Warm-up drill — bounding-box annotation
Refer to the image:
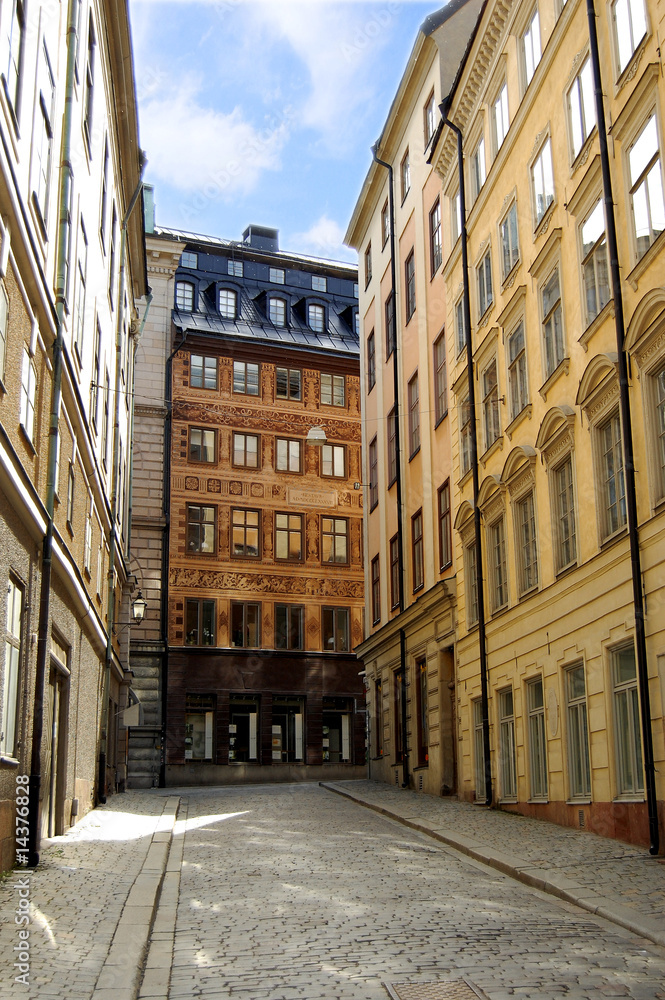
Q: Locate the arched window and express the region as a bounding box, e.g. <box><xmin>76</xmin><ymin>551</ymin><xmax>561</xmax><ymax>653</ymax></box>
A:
<box><xmin>176</xmin><ymin>281</ymin><xmax>194</xmax><ymax>311</ymax></box>
<box><xmin>219</xmin><ymin>288</ymin><xmax>237</xmax><ymax>319</ymax></box>
<box><xmin>269</xmin><ymin>297</ymin><xmax>286</xmax><ymax>327</ymax></box>
<box><xmin>308</xmin><ymin>303</ymin><xmax>325</xmax><ymax>332</ymax></box>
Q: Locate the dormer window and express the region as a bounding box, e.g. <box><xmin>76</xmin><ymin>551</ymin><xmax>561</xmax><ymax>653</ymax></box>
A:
<box><xmin>176</xmin><ymin>281</ymin><xmax>194</xmax><ymax>311</ymax></box>
<box><xmin>269</xmin><ymin>297</ymin><xmax>287</xmax><ymax>327</ymax></box>
<box><xmin>308</xmin><ymin>303</ymin><xmax>325</xmax><ymax>332</ymax></box>
<box><xmin>219</xmin><ymin>288</ymin><xmax>237</xmax><ymax>319</ymax></box>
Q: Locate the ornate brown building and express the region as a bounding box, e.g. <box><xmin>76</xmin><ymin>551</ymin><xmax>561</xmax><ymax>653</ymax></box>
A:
<box><xmin>131</xmin><ymin>220</ymin><xmax>365</xmax><ymax>784</ymax></box>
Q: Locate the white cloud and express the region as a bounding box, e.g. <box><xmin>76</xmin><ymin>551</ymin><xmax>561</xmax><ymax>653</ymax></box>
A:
<box><xmin>290</xmin><ymin>215</ymin><xmax>358</xmax><ymax>262</ymax></box>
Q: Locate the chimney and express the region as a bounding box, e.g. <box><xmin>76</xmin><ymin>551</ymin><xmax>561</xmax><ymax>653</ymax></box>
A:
<box><xmin>242</xmin><ymin>225</ymin><xmax>279</xmax><ymax>253</ymax></box>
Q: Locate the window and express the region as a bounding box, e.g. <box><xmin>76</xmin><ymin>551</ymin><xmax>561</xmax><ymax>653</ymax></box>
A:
<box><xmin>270</xmin><ymin>267</ymin><xmax>285</xmax><ymax>284</ymax></box>
<box><xmin>568</xmin><ymin>57</ymin><xmax>595</xmax><ymax>159</ymax></box>
<box><xmin>269</xmin><ymin>297</ymin><xmax>286</xmax><ymax>326</ymax></box>
<box><xmin>424</xmin><ymin>90</ymin><xmax>436</xmax><ymax>146</ymax></box>
<box><xmin>275</xmin><ymin>604</ymin><xmax>304</xmax><ymax>650</ymax></box>
<box><xmin>628</xmin><ymin>114</ymin><xmax>665</xmax><ymax>260</ymax></box>
<box><xmin>275</xmin><ymin>513</ymin><xmax>303</xmax><ymax>561</ymax></box>
<box><xmin>312</xmin><ymin>275</ymin><xmax>327</xmax><ymax>292</ymax></box>
<box><xmin>367</xmin><ymin>330</ymin><xmax>376</xmax><ymax>391</ymax></box>
<box><xmin>554</xmin><ymin>456</ymin><xmax>576</xmax><ymax>570</ymax></box>
<box><xmin>473</xmin><ymin>700</ymin><xmax>485</xmax><ymax>800</ymax></box>
<box><xmin>381</xmin><ymin>200</ymin><xmax>390</xmax><ymax>246</ymax></box>
<box><xmin>612</xmin><ymin>644</ymin><xmax>644</xmax><ymax>794</ymax></box>
<box><xmin>233</xmin><ymin>431</ymin><xmax>259</xmax><ymax>468</ymax></box>
<box><xmin>102</xmin><ymin>370</ymin><xmax>110</xmax><ymax>466</ymax></box>
<box><xmin>364</xmin><ymin>243</ymin><xmax>372</xmax><ymax>287</ymax></box>
<box><xmin>308</xmin><ymin>303</ymin><xmax>325</xmax><ymax>332</ymax></box>
<box><xmin>20</xmin><ymin>349</ymin><xmax>36</xmax><ymax>442</ymax></box>
<box><xmin>527</xmin><ymin>677</ymin><xmax>548</xmax><ymax>799</ymax></box>
<box><xmin>455</xmin><ymin>298</ymin><xmax>467</xmax><ymax>356</ymax></box>
<box><xmin>91</xmin><ymin>319</ymin><xmax>101</xmax><ymax>428</ymax></box>
<box><xmin>375</xmin><ymin>679</ymin><xmax>383</xmax><ymax>756</ymax></box>
<box><xmin>451</xmin><ymin>189</ymin><xmax>462</xmax><ymax>244</ymax></box>
<box><xmin>83</xmin><ymin>16</ymin><xmax>95</xmax><ymax>151</ymax></box>
<box><xmin>227</xmin><ymin>259</ymin><xmax>243</xmax><ymax>277</ymax></box>
<box><xmin>322</xmin><ymin>518</ymin><xmax>348</xmax><ymax>564</ymax></box>
<box><xmin>33</xmin><ymin>42</ymin><xmax>55</xmax><ymax>223</ymax></box>
<box><xmin>477</xmin><ymin>249</ymin><xmax>493</xmax><ymax>317</ymax></box>
<box><xmin>233</xmin><ymin>360</ymin><xmax>259</xmax><ymax>395</ymax></box>
<box><xmin>2</xmin><ymin>577</ymin><xmax>23</xmax><ymax>756</ymax></box>
<box><xmin>371</xmin><ymin>556</ymin><xmax>380</xmax><ymax>624</ymax></box>
<box><xmin>187</xmin><ymin>505</ymin><xmax>216</xmax><ymax>554</ymax></box>
<box><xmin>84</xmin><ymin>511</ymin><xmax>92</xmax><ymax>574</ymax></box>
<box><xmin>387</xmin><ymin>408</ymin><xmax>397</xmax><ymax>486</ymax></box>
<box><xmin>489</xmin><ymin>516</ymin><xmax>508</xmax><ymax>611</ymax></box>
<box><xmin>465</xmin><ymin>540</ymin><xmax>479</xmax><ymax>625</ymax></box>
<box><xmin>176</xmin><ymin>281</ymin><xmax>194</xmax><ymax>311</ymax></box>
<box><xmin>74</xmin><ymin>219</ymin><xmax>88</xmax><ymax>357</ymax></box>
<box><xmin>438</xmin><ymin>482</ymin><xmax>451</xmax><ymax>570</ymax></box>
<box><xmin>321</xmin><ymin>373</ymin><xmax>345</xmax><ymax>406</ymax></box>
<box><xmin>231</xmin><ymin>602</ymin><xmax>261</xmax><ymax>647</ymax></box>
<box><xmin>191</xmin><ymin>354</ymin><xmax>217</xmax><ymax>390</ymax></box>
<box><xmin>184</xmin><ymin>695</ymin><xmax>214</xmax><ymax>759</ymax></box>
<box><xmin>499</xmin><ymin>688</ymin><xmax>517</xmax><ymax>799</ymax></box>
<box><xmin>508</xmin><ymin>322</ymin><xmax>528</xmax><ymax>420</ymax></box>
<box><xmin>109</xmin><ymin>205</ymin><xmax>117</xmax><ymax>304</ymax></box>
<box><xmin>522</xmin><ymin>9</ymin><xmax>541</xmax><ymax>87</ymax></box>
<box><xmin>232</xmin><ymin>508</ymin><xmax>260</xmax><ymax>558</ymax></box>
<box><xmin>219</xmin><ymin>288</ymin><xmax>237</xmax><ymax>319</ymax></box>
<box><xmin>501</xmin><ymin>202</ymin><xmax>519</xmax><ymax>279</ymax></box>
<box><xmin>532</xmin><ymin>137</ymin><xmax>554</xmax><ymax>224</ymax></box>
<box><xmin>482</xmin><ymin>358</ymin><xmax>500</xmax><ymax>449</ymax></box>
<box><xmin>390</xmin><ymin>535</ymin><xmax>400</xmax><ymax>610</ymax></box>
<box><xmin>412</xmin><ymin>510</ymin><xmax>423</xmax><ymax>591</ymax></box>
<box><xmin>600</xmin><ymin>411</ymin><xmax>626</xmax><ymax>537</ymax></box>
<box><xmin>542</xmin><ymin>267</ymin><xmax>564</xmax><ymax>377</ymax></box>
<box><xmin>322</xmin><ymin>444</ymin><xmax>345</xmax><ymax>478</ymax></box>
<box><xmin>492</xmin><ymin>83</ymin><xmax>509</xmax><ymax>153</ymax></box>
<box><xmin>460</xmin><ymin>394</ymin><xmax>472</xmax><ymax>476</ymax></box>
<box><xmin>229</xmin><ymin>696</ymin><xmax>259</xmax><ymax>762</ymax></box>
<box><xmin>430</xmin><ymin>199</ymin><xmax>442</xmax><ymax>275</ymax></box>
<box><xmin>400</xmin><ymin>149</ymin><xmax>410</xmax><ymax>200</ymax></box>
<box><xmin>275</xmin><ymin>438</ymin><xmax>301</xmax><ymax>473</ymax></box>
<box><xmin>322</xmin><ymin>607</ymin><xmax>350</xmax><ymax>652</ymax></box>
<box><xmin>434</xmin><ymin>333</ymin><xmax>447</xmax><ymax>423</ymax></box>
<box><xmin>186</xmin><ymin>599</ymin><xmax>215</xmax><ymax>646</ymax></box>
<box><xmin>581</xmin><ymin>200</ymin><xmax>610</xmax><ymax>324</ymax></box>
<box><xmin>394</xmin><ymin>668</ymin><xmax>404</xmax><ymax>761</ymax></box>
<box><xmin>181</xmin><ymin>251</ymin><xmax>197</xmax><ymax>268</ymax></box>
<box><xmin>99</xmin><ymin>141</ymin><xmax>109</xmax><ymax>249</ymax></box>
<box><xmin>517</xmin><ymin>491</ymin><xmax>538</xmax><ymax>593</ymax></box>
<box><xmin>471</xmin><ymin>137</ymin><xmax>486</xmax><ymax>202</ymax></box>
<box><xmin>566</xmin><ymin>664</ymin><xmax>591</xmax><ymax>799</ymax></box>
<box><xmin>612</xmin><ymin>0</ymin><xmax>647</xmax><ymax>75</ymax></box>
<box><xmin>3</xmin><ymin>0</ymin><xmax>25</xmax><ymax>116</ymax></box>
<box><xmin>408</xmin><ymin>373</ymin><xmax>420</xmax><ymax>456</ymax></box>
<box><xmin>276</xmin><ymin>367</ymin><xmax>301</xmax><ymax>400</ymax></box>
<box><xmin>656</xmin><ymin>364</ymin><xmax>665</xmax><ymax>499</ymax></box>
<box><xmin>369</xmin><ymin>437</ymin><xmax>378</xmax><ymax>510</ymax></box>
<box><xmin>0</xmin><ymin>281</ymin><xmax>8</xmax><ymax>381</ymax></box>
<box><xmin>188</xmin><ymin>427</ymin><xmax>216</xmax><ymax>465</ymax></box>
<box><xmin>385</xmin><ymin>294</ymin><xmax>395</xmax><ymax>357</ymax></box>
<box><xmin>416</xmin><ymin>659</ymin><xmax>428</xmax><ymax>767</ymax></box>
<box><xmin>405</xmin><ymin>251</ymin><xmax>416</xmax><ymax>322</ymax></box>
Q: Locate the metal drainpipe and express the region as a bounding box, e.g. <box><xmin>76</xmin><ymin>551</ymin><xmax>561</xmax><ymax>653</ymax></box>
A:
<box><xmin>126</xmin><ymin>292</ymin><xmax>153</xmax><ymax>559</ymax></box>
<box><xmin>585</xmin><ymin>0</ymin><xmax>659</xmax><ymax>855</ymax></box>
<box><xmin>441</xmin><ymin>108</ymin><xmax>493</xmax><ymax>806</ymax></box>
<box><xmin>98</xmin><ymin>170</ymin><xmax>146</xmax><ymax>803</ymax></box>
<box><xmin>371</xmin><ymin>143</ymin><xmax>409</xmax><ymax>788</ymax></box>
<box><xmin>28</xmin><ymin>0</ymin><xmax>78</xmax><ymax>867</ymax></box>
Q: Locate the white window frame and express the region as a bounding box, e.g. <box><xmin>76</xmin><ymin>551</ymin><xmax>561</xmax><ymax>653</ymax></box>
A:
<box><xmin>627</xmin><ymin>112</ymin><xmax>665</xmax><ymax>262</ymax></box>
<box><xmin>270</xmin><ymin>267</ymin><xmax>285</xmax><ymax>284</ymax></box>
<box><xmin>482</xmin><ymin>356</ymin><xmax>500</xmax><ymax>451</ymax></box>
<box><xmin>473</xmin><ymin>699</ymin><xmax>485</xmax><ymax>799</ymax></box>
<box><xmin>566</xmin><ymin>663</ymin><xmax>591</xmax><ymax>800</ymax></box>
<box><xmin>308</xmin><ymin>302</ymin><xmax>325</xmax><ymax>333</ymax></box>
<box><xmin>488</xmin><ymin>515</ymin><xmax>508</xmax><ymax>612</ymax></box>
<box><xmin>2</xmin><ymin>576</ymin><xmax>23</xmax><ymax>757</ymax></box>
<box><xmin>321</xmin><ymin>372</ymin><xmax>345</xmax><ymax>407</ymax></box>
<box><xmin>227</xmin><ymin>259</ymin><xmax>243</xmax><ymax>277</ymax></box>
<box><xmin>176</xmin><ymin>281</ymin><xmax>194</xmax><ymax>312</ymax></box>
<box><xmin>521</xmin><ymin>8</ymin><xmax>542</xmax><ymax>90</ymax></box>
<box><xmin>598</xmin><ymin>409</ymin><xmax>627</xmax><ymax>538</ymax></box>
<box><xmin>611</xmin><ymin>643</ymin><xmax>644</xmax><ymax>795</ymax></box>
<box><xmin>611</xmin><ymin>0</ymin><xmax>647</xmax><ymax>77</ymax></box>
<box><xmin>567</xmin><ymin>55</ymin><xmax>595</xmax><ymax>161</ymax></box>
<box><xmin>552</xmin><ymin>454</ymin><xmax>577</xmax><ymax>571</ymax></box>
<box><xmin>477</xmin><ymin>247</ymin><xmax>493</xmax><ymax>319</ymax></box>
<box><xmin>0</xmin><ymin>280</ymin><xmax>8</xmax><ymax>382</ymax></box>
<box><xmin>233</xmin><ymin>360</ymin><xmax>259</xmax><ymax>396</ymax></box>
<box><xmin>218</xmin><ymin>287</ymin><xmax>237</xmax><ymax>319</ymax></box>
<box><xmin>498</xmin><ymin>687</ymin><xmax>517</xmax><ymax>800</ymax></box>
<box><xmin>312</xmin><ymin>274</ymin><xmax>326</xmax><ymax>293</ymax></box>
<box><xmin>515</xmin><ymin>488</ymin><xmax>538</xmax><ymax>595</ymax></box>
<box><xmin>500</xmin><ymin>201</ymin><xmax>519</xmax><ymax>281</ymax></box>
<box><xmin>20</xmin><ymin>348</ymin><xmax>36</xmax><ymax>442</ymax></box>
<box><xmin>491</xmin><ymin>82</ymin><xmax>509</xmax><ymax>156</ymax></box>
<box><xmin>526</xmin><ymin>676</ymin><xmax>548</xmax><ymax>800</ymax></box>
<box><xmin>540</xmin><ymin>264</ymin><xmax>565</xmax><ymax>379</ymax></box>
<box><xmin>470</xmin><ymin>135</ymin><xmax>486</xmax><ymax>203</ymax></box>
<box><xmin>531</xmin><ymin>136</ymin><xmax>555</xmax><ymax>227</ymax></box>
<box><xmin>580</xmin><ymin>199</ymin><xmax>610</xmax><ymax>326</ymax></box>
<box><xmin>321</xmin><ymin>443</ymin><xmax>345</xmax><ymax>478</ymax></box>
<box><xmin>507</xmin><ymin>319</ymin><xmax>529</xmax><ymax>421</ymax></box>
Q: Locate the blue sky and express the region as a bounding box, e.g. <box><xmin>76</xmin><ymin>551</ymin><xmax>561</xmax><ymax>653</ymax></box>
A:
<box><xmin>129</xmin><ymin>1</ymin><xmax>435</xmax><ymax>262</ymax></box>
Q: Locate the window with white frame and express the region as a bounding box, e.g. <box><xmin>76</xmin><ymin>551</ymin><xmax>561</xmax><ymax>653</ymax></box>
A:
<box><xmin>181</xmin><ymin>251</ymin><xmax>197</xmax><ymax>268</ymax></box>
<box><xmin>581</xmin><ymin>200</ymin><xmax>610</xmax><ymax>324</ymax></box>
<box><xmin>471</xmin><ymin>136</ymin><xmax>486</xmax><ymax>202</ymax></box>
<box><xmin>270</xmin><ymin>267</ymin><xmax>285</xmax><ymax>284</ymax></box>
<box><xmin>451</xmin><ymin>188</ymin><xmax>462</xmax><ymax>244</ymax></box>
<box><xmin>516</xmin><ymin>490</ymin><xmax>538</xmax><ymax>593</ymax></box>
<box><xmin>424</xmin><ymin>90</ymin><xmax>436</xmax><ymax>146</ymax></box>
<box><xmin>612</xmin><ymin>0</ymin><xmax>647</xmax><ymax>75</ymax></box>
<box><xmin>233</xmin><ymin>360</ymin><xmax>259</xmax><ymax>395</ymax></box>
<box><xmin>501</xmin><ymin>202</ymin><xmax>519</xmax><ymax>279</ymax></box>
<box><xmin>477</xmin><ymin>248</ymin><xmax>493</xmax><ymax>318</ymax></box>
<box><xmin>20</xmin><ymin>348</ymin><xmax>36</xmax><ymax>442</ymax></box>
<box><xmin>364</xmin><ymin>243</ymin><xmax>372</xmax><ymax>287</ymax></box>
<box><xmin>430</xmin><ymin>199</ymin><xmax>442</xmax><ymax>275</ymax></box>
<box><xmin>655</xmin><ymin>364</ymin><xmax>665</xmax><ymax>499</ymax></box>
<box><xmin>532</xmin><ymin>137</ymin><xmax>554</xmax><ymax>224</ymax></box>
<box><xmin>275</xmin><ymin>437</ymin><xmax>301</xmax><ymax>473</ymax></box>
<box><xmin>32</xmin><ymin>42</ymin><xmax>55</xmax><ymax>224</ymax></box>
<box><xmin>84</xmin><ymin>510</ymin><xmax>92</xmax><ymax>575</ymax></box>
<box><xmin>83</xmin><ymin>15</ymin><xmax>95</xmax><ymax>152</ymax></box>
<box><xmin>176</xmin><ymin>281</ymin><xmax>194</xmax><ymax>311</ymax></box>
<box><xmin>3</xmin><ymin>0</ymin><xmax>25</xmax><ymax>116</ymax></box>
<box><xmin>567</xmin><ymin>57</ymin><xmax>595</xmax><ymax>160</ymax></box>
<box><xmin>185</xmin><ymin>695</ymin><xmax>215</xmax><ymax>758</ymax></box>
<box><xmin>371</xmin><ymin>556</ymin><xmax>380</xmax><ymax>625</ymax></box>
<box><xmin>498</xmin><ymin>688</ymin><xmax>517</xmax><ymax>799</ymax></box>
<box><xmin>388</xmin><ymin>409</ymin><xmax>397</xmax><ymax>486</ymax></box>
<box><xmin>219</xmin><ymin>288</ymin><xmax>237</xmax><ymax>319</ymax></box>
<box><xmin>612</xmin><ymin>643</ymin><xmax>644</xmax><ymax>794</ymax></box>
<box><xmin>599</xmin><ymin>410</ymin><xmax>626</xmax><ymax>537</ymax></box>
<box><xmin>460</xmin><ymin>393</ymin><xmax>472</xmax><ymax>476</ymax></box>
<box><xmin>269</xmin><ymin>297</ymin><xmax>286</xmax><ymax>327</ymax></box>
<box><xmin>554</xmin><ymin>455</ymin><xmax>576</xmax><ymax>570</ymax></box>
<box><xmin>438</xmin><ymin>481</ymin><xmax>451</xmax><ymax>569</ymax></box>
<box><xmin>492</xmin><ymin>83</ymin><xmax>509</xmax><ymax>154</ymax></box>
<box><xmin>434</xmin><ymin>333</ymin><xmax>447</xmax><ymax>423</ymax></box>
<box><xmin>473</xmin><ymin>699</ymin><xmax>485</xmax><ymax>799</ymax></box>
<box><xmin>0</xmin><ymin>281</ymin><xmax>8</xmax><ymax>381</ymax></box>
<box><xmin>566</xmin><ymin>663</ymin><xmax>591</xmax><ymax>799</ymax></box>
<box><xmin>2</xmin><ymin>577</ymin><xmax>23</xmax><ymax>756</ymax></box>
<box><xmin>227</xmin><ymin>259</ymin><xmax>243</xmax><ymax>277</ymax></box>
<box><xmin>321</xmin><ymin>372</ymin><xmax>345</xmax><ymax>406</ymax></box>
<box><xmin>628</xmin><ymin>114</ymin><xmax>665</xmax><ymax>261</ymax></box>
<box><xmin>367</xmin><ymin>331</ymin><xmax>376</xmax><ymax>392</ymax></box>
<box><xmin>541</xmin><ymin>267</ymin><xmax>565</xmax><ymax>378</ymax></box>
<box><xmin>381</xmin><ymin>200</ymin><xmax>390</xmax><ymax>246</ymax></box>
<box><xmin>322</xmin><ymin>443</ymin><xmax>345</xmax><ymax>478</ymax></box>
<box><xmin>482</xmin><ymin>358</ymin><xmax>500</xmax><ymax>449</ymax></box>
<box><xmin>522</xmin><ymin>9</ymin><xmax>542</xmax><ymax>88</ymax></box>
<box><xmin>308</xmin><ymin>303</ymin><xmax>325</xmax><ymax>332</ymax></box>
<box><xmin>455</xmin><ymin>298</ymin><xmax>467</xmax><ymax>356</ymax></box>
<box><xmin>400</xmin><ymin>149</ymin><xmax>410</xmax><ymax>200</ymax></box>
<box><xmin>489</xmin><ymin>516</ymin><xmax>508</xmax><ymax>612</ymax></box>
<box><xmin>527</xmin><ymin>677</ymin><xmax>548</xmax><ymax>799</ymax></box>
<box><xmin>312</xmin><ymin>275</ymin><xmax>326</xmax><ymax>293</ymax></box>
<box><xmin>465</xmin><ymin>539</ymin><xmax>478</xmax><ymax>626</ymax></box>
<box><xmin>508</xmin><ymin>321</ymin><xmax>528</xmax><ymax>420</ymax></box>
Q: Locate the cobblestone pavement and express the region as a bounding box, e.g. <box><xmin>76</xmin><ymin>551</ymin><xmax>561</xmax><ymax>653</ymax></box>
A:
<box><xmin>0</xmin><ymin>791</ymin><xmax>168</xmax><ymax>1000</ymax></box>
<box><xmin>169</xmin><ymin>783</ymin><xmax>665</xmax><ymax>1000</ymax></box>
<box><xmin>324</xmin><ymin>781</ymin><xmax>665</xmax><ymax>929</ymax></box>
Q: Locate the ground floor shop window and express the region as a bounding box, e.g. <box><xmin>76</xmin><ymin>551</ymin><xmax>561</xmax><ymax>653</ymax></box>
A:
<box><xmin>322</xmin><ymin>697</ymin><xmax>352</xmax><ymax>763</ymax></box>
<box><xmin>229</xmin><ymin>696</ymin><xmax>258</xmax><ymax>762</ymax></box>
<box><xmin>272</xmin><ymin>697</ymin><xmax>304</xmax><ymax>762</ymax></box>
<box><xmin>185</xmin><ymin>694</ymin><xmax>215</xmax><ymax>760</ymax></box>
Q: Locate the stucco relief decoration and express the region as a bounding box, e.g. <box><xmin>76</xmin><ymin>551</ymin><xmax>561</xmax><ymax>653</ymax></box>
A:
<box><xmin>250</xmin><ymin>483</ymin><xmax>264</xmax><ymax>497</ymax></box>
<box><xmin>507</xmin><ymin>466</ymin><xmax>535</xmax><ymax>499</ymax></box>
<box><xmin>306</xmin><ymin>578</ymin><xmax>321</xmax><ymax>596</ymax></box>
<box><xmin>263</xmin><ymin>437</ymin><xmax>273</xmax><ymax>467</ymax></box>
<box><xmin>636</xmin><ymin>329</ymin><xmax>665</xmax><ymax>369</ymax></box>
<box><xmin>351</xmin><ymin>521</ymin><xmax>362</xmax><ymax>564</ymax></box>
<box><xmin>321</xmin><ymin>580</ymin><xmax>363</xmax><ymax>599</ymax></box>
<box><xmin>306</xmin><ymin>615</ymin><xmax>318</xmax><ymax>635</ymax></box>
<box><xmin>338</xmin><ymin>492</ymin><xmax>352</xmax><ymax>507</ymax></box>
<box><xmin>306</xmin><ymin>515</ymin><xmax>319</xmax><ymax>561</ymax></box>
<box><xmin>352</xmin><ymin>618</ymin><xmax>363</xmax><ymax>645</ymax></box>
<box><xmin>207</xmin><ymin>479</ymin><xmax>221</xmax><ymax>493</ymax></box>
<box><xmin>219</xmin><ymin>610</ymin><xmax>228</xmax><ymax>629</ymax></box>
<box><xmin>263</xmin><ymin>512</ymin><xmax>273</xmax><ymax>559</ymax></box>
<box><xmin>305</xmin><ymin>445</ymin><xmax>318</xmax><ymax>475</ymax></box>
<box><xmin>220</xmin><ymin>357</ymin><xmax>232</xmax><ymax>395</ymax></box>
<box><xmin>185</xmin><ymin>477</ymin><xmax>199</xmax><ymax>491</ymax></box>
<box><xmin>348</xmin><ymin>377</ymin><xmax>360</xmax><ymax>415</ymax></box>
<box><xmin>272</xmin><ymin>484</ymin><xmax>286</xmax><ymax>500</ymax></box>
<box><xmin>547</xmin><ymin>687</ymin><xmax>558</xmax><ymax>737</ymax></box>
<box><xmin>229</xmin><ymin>481</ymin><xmax>242</xmax><ymax>495</ymax></box>
<box><xmin>349</xmin><ymin>446</ymin><xmax>359</xmax><ymax>481</ymax></box>
<box><xmin>304</xmin><ymin>369</ymin><xmax>319</xmax><ymax>410</ymax></box>
<box><xmin>529</xmin><ymin>128</ymin><xmax>548</xmax><ymax>163</ymax></box>
<box><xmin>173</xmin><ymin>401</ymin><xmax>361</xmax><ymax>441</ymax></box>
<box><xmin>171</xmin><ymin>568</ymin><xmax>309</xmax><ymax>594</ymax></box>
<box><xmin>587</xmin><ymin>382</ymin><xmax>620</xmax><ymax>421</ymax></box>
<box><xmin>262</xmin><ymin>365</ymin><xmax>275</xmax><ymax>403</ymax></box>
<box><xmin>483</xmin><ymin>493</ymin><xmax>504</xmax><ymax>525</ymax></box>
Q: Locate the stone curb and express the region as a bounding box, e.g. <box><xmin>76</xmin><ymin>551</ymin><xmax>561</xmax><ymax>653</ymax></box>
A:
<box><xmin>320</xmin><ymin>782</ymin><xmax>665</xmax><ymax>951</ymax></box>
<box><xmin>91</xmin><ymin>795</ymin><xmax>181</xmax><ymax>1000</ymax></box>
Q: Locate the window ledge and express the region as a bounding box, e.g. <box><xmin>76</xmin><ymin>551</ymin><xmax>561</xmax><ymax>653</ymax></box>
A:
<box><xmin>612</xmin><ymin>794</ymin><xmax>646</xmax><ymax>803</ymax></box>
<box><xmin>570</xmin><ymin>127</ymin><xmax>597</xmax><ymax>177</ymax></box>
<box><xmin>614</xmin><ymin>34</ymin><xmax>649</xmax><ymax>96</ymax></box>
<box><xmin>555</xmin><ymin>561</ymin><xmax>579</xmax><ymax>580</ymax></box>
<box><xmin>499</xmin><ymin>798</ymin><xmax>518</xmax><ymax>805</ymax></box>
<box><xmin>626</xmin><ymin>228</ymin><xmax>665</xmax><ymax>291</ymax></box>
<box><xmin>501</xmin><ymin>259</ymin><xmax>521</xmax><ymax>293</ymax></box>
<box><xmin>518</xmin><ymin>585</ymin><xmax>539</xmax><ymax>601</ymax></box>
<box><xmin>538</xmin><ymin>357</ymin><xmax>570</xmax><ymax>401</ymax></box>
<box><xmin>370</xmin><ymin>501</ymin><xmax>378</xmax><ymax>513</ymax></box>
<box><xmin>477</xmin><ymin>302</ymin><xmax>494</xmax><ymax>330</ymax></box>
<box><xmin>0</xmin><ymin>755</ymin><xmax>19</xmax><ymax>768</ymax></box>
<box><xmin>533</xmin><ymin>200</ymin><xmax>555</xmax><ymax>241</ymax></box>
<box><xmin>505</xmin><ymin>403</ymin><xmax>532</xmax><ymax>440</ymax></box>
<box><xmin>579</xmin><ymin>299</ymin><xmax>614</xmax><ymax>350</ymax></box>
<box><xmin>566</xmin><ymin>798</ymin><xmax>592</xmax><ymax>806</ymax></box>
<box><xmin>19</xmin><ymin>425</ymin><xmax>37</xmax><ymax>455</ymax></box>
<box><xmin>600</xmin><ymin>526</ymin><xmax>628</xmax><ymax>550</ymax></box>
<box><xmin>527</xmin><ymin>798</ymin><xmax>549</xmax><ymax>805</ymax></box>
<box><xmin>434</xmin><ymin>410</ymin><xmax>449</xmax><ymax>430</ymax></box>
<box><xmin>409</xmin><ymin>445</ymin><xmax>421</xmax><ymax>462</ymax></box>
<box><xmin>412</xmin><ymin>764</ymin><xmax>429</xmax><ymax>771</ymax></box>
<box><xmin>480</xmin><ymin>436</ymin><xmax>503</xmax><ymax>467</ymax></box>
<box><xmin>459</xmin><ymin>467</ymin><xmax>473</xmax><ymax>489</ymax></box>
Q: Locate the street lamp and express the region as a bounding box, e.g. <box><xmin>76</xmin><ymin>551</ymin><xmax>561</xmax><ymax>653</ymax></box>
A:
<box><xmin>306</xmin><ymin>425</ymin><xmax>327</xmax><ymax>447</ymax></box>
<box><xmin>112</xmin><ymin>590</ymin><xmax>148</xmax><ymax>633</ymax></box>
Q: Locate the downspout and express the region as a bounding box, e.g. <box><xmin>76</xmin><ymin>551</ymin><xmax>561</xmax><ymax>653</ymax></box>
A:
<box><xmin>28</xmin><ymin>0</ymin><xmax>78</xmax><ymax>867</ymax></box>
<box><xmin>98</xmin><ymin>165</ymin><xmax>146</xmax><ymax>803</ymax></box>
<box><xmin>586</xmin><ymin>1</ymin><xmax>659</xmax><ymax>854</ymax></box>
<box><xmin>440</xmin><ymin>105</ymin><xmax>492</xmax><ymax>807</ymax></box>
<box><xmin>371</xmin><ymin>143</ymin><xmax>409</xmax><ymax>788</ymax></box>
<box><xmin>126</xmin><ymin>291</ymin><xmax>153</xmax><ymax>557</ymax></box>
